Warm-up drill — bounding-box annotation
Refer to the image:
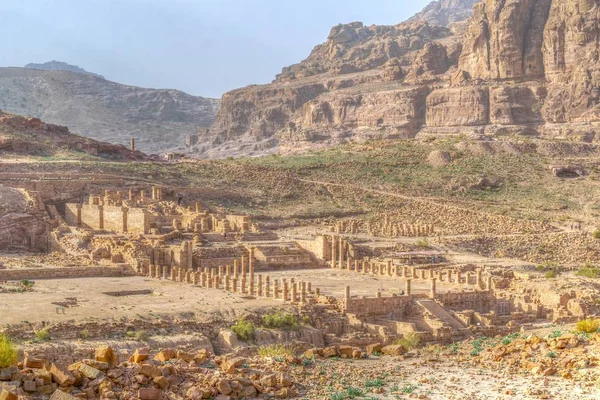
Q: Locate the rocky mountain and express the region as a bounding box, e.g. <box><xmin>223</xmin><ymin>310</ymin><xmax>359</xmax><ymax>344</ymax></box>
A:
<box><xmin>408</xmin><ymin>0</ymin><xmax>479</xmax><ymax>26</ymax></box>
<box><xmin>0</xmin><ymin>110</ymin><xmax>149</xmax><ymax>160</ymax></box>
<box><xmin>193</xmin><ymin>0</ymin><xmax>600</xmax><ymax>159</ymax></box>
<box><xmin>0</xmin><ymin>68</ymin><xmax>220</xmax><ymax>153</ymax></box>
<box><xmin>25</xmin><ymin>60</ymin><xmax>105</xmax><ymax>79</ymax></box>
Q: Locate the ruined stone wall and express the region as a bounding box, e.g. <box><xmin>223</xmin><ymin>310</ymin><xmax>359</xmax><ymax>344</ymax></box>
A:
<box><xmin>79</xmin><ymin>204</ymin><xmax>102</xmax><ymax>230</ymax></box>
<box><xmin>435</xmin><ymin>291</ymin><xmax>495</xmax><ymax>313</ymax></box>
<box><xmin>295</xmin><ymin>236</ymin><xmax>327</xmax><ymax>261</ymax></box>
<box><xmin>103</xmin><ymin>206</ymin><xmax>126</xmax><ymax>232</ymax></box>
<box><xmin>0</xmin><ymin>265</ymin><xmax>134</xmax><ymax>281</ymax></box>
<box><xmin>344</xmin><ymin>295</ymin><xmax>412</xmax><ymax>317</ymax></box>
<box><xmin>127</xmin><ymin>208</ymin><xmax>149</xmax><ymax>234</ymax></box>
<box><xmin>225</xmin><ymin>215</ymin><xmax>249</xmax><ymax>231</ymax></box>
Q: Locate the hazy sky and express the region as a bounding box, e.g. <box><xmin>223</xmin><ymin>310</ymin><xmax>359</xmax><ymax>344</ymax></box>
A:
<box><xmin>0</xmin><ymin>0</ymin><xmax>431</xmax><ymax>98</ymax></box>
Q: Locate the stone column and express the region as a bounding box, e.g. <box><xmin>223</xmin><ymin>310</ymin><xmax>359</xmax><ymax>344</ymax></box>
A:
<box><xmin>339</xmin><ymin>237</ymin><xmax>344</xmax><ymax>267</ymax></box>
<box><xmin>412</xmin><ymin>266</ymin><xmax>417</xmax><ymax>278</ymax></box>
<box><xmin>214</xmin><ymin>276</ymin><xmax>220</xmax><ymax>290</ymax></box>
<box><xmin>76</xmin><ymin>204</ymin><xmax>82</xmax><ymax>226</ymax></box>
<box><xmin>241</xmin><ymin>255</ymin><xmax>247</xmax><ymax>277</ymax></box>
<box><xmin>420</xmin><ymin>270</ymin><xmax>427</xmax><ymax>280</ymax></box>
<box><xmin>457</xmin><ymin>271</ymin><xmax>462</xmax><ymax>284</ymax></box>
<box><xmin>477</xmin><ymin>269</ymin><xmax>483</xmax><ymax>289</ymax></box>
<box><xmin>241</xmin><ymin>276</ymin><xmax>247</xmax><ymax>294</ymax></box>
<box><xmin>346</xmin><ymin>257</ymin><xmax>352</xmax><ymax>271</ymax></box>
<box><xmin>487</xmin><ymin>276</ymin><xmax>494</xmax><ymax>291</ymax></box>
<box><xmin>249</xmin><ymin>247</ymin><xmax>255</xmax><ymax>275</ymax></box>
<box><xmin>283</xmin><ymin>281</ymin><xmax>289</xmax><ymax>301</ymax></box>
<box><xmin>273</xmin><ymin>280</ymin><xmax>279</xmax><ymax>300</ymax></box>
<box><xmin>331</xmin><ymin>235</ymin><xmax>337</xmax><ymax>268</ymax></box>
<box><xmin>307</xmin><ymin>282</ymin><xmax>312</xmax><ymax>293</ymax></box>
<box><xmin>354</xmin><ymin>260</ymin><xmax>359</xmax><ymax>273</ymax></box>
<box><xmin>291</xmin><ymin>283</ymin><xmax>297</xmax><ymax>304</ymax></box>
<box><xmin>301</xmin><ymin>282</ymin><xmax>307</xmax><ymax>303</ymax></box>
<box><xmin>232</xmin><ymin>278</ymin><xmax>238</xmax><ymax>293</ymax></box>
<box><xmin>430</xmin><ymin>278</ymin><xmax>437</xmax><ymax>298</ymax></box>
<box><xmin>249</xmin><ymin>275</ymin><xmax>255</xmax><ymax>296</ymax></box>
<box><xmin>193</xmin><ymin>272</ymin><xmax>199</xmax><ymax>285</ymax></box>
<box><xmin>225</xmin><ymin>275</ymin><xmax>231</xmax><ymax>291</ymax></box>
<box><xmin>362</xmin><ymin>260</ymin><xmax>368</xmax><ymax>274</ymax></box>
<box><xmin>265</xmin><ymin>276</ymin><xmax>271</xmax><ymax>298</ymax></box>
<box><xmin>405</xmin><ymin>279</ymin><xmax>412</xmax><ymax>295</ymax></box>
<box><xmin>258</xmin><ymin>274</ymin><xmax>263</xmax><ymax>297</ymax></box>
<box><xmin>233</xmin><ymin>260</ymin><xmax>239</xmax><ymax>278</ymax></box>
<box><xmin>447</xmin><ymin>269</ymin><xmax>453</xmax><ymax>283</ymax></box>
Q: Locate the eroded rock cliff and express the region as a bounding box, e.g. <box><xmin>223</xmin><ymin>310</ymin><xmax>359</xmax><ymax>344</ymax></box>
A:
<box><xmin>193</xmin><ymin>0</ymin><xmax>600</xmax><ymax>159</ymax></box>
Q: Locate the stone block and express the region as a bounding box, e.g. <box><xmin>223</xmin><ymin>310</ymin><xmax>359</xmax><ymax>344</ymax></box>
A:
<box><xmin>49</xmin><ymin>363</ymin><xmax>75</xmax><ymax>386</ymax></box>
<box><xmin>154</xmin><ymin>349</ymin><xmax>176</xmax><ymax>362</ymax></box>
<box><xmin>78</xmin><ymin>363</ymin><xmax>104</xmax><ymax>380</ymax></box>
<box><xmin>95</xmin><ymin>346</ymin><xmax>118</xmax><ymax>368</ymax></box>
<box><xmin>139</xmin><ymin>364</ymin><xmax>161</xmax><ymax>379</ymax></box>
<box><xmin>0</xmin><ymin>390</ymin><xmax>17</xmax><ymax>400</ymax></box>
<box><xmin>138</xmin><ymin>388</ymin><xmax>163</xmax><ymax>400</ymax></box>
<box><xmin>49</xmin><ymin>390</ymin><xmax>78</xmax><ymax>400</ymax></box>
<box><xmin>381</xmin><ymin>345</ymin><xmax>405</xmax><ymax>356</ymax></box>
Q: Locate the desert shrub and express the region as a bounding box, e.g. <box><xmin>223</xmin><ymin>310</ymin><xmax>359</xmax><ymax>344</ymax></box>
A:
<box><xmin>231</xmin><ymin>319</ymin><xmax>255</xmax><ymax>342</ymax></box>
<box><xmin>134</xmin><ymin>330</ymin><xmax>150</xmax><ymax>342</ymax></box>
<box><xmin>0</xmin><ymin>334</ymin><xmax>17</xmax><ymax>368</ymax></box>
<box><xmin>416</xmin><ymin>238</ymin><xmax>430</xmax><ymax>248</ymax></box>
<box><xmin>35</xmin><ymin>329</ymin><xmax>51</xmax><ymax>342</ymax></box>
<box><xmin>577</xmin><ymin>319</ymin><xmax>600</xmax><ymax>333</ymax></box>
<box><xmin>576</xmin><ymin>266</ymin><xmax>600</xmax><ymax>278</ymax></box>
<box><xmin>257</xmin><ymin>343</ymin><xmax>298</xmax><ymax>358</ymax></box>
<box><xmin>79</xmin><ymin>329</ymin><xmax>89</xmax><ymax>339</ymax></box>
<box><xmin>393</xmin><ymin>332</ymin><xmax>420</xmax><ymax>350</ymax></box>
<box><xmin>545</xmin><ymin>270</ymin><xmax>558</xmax><ymax>279</ymax></box>
<box><xmin>593</xmin><ymin>229</ymin><xmax>600</xmax><ymax>239</ymax></box>
<box><xmin>262</xmin><ymin>312</ymin><xmax>298</xmax><ymax>329</ymax></box>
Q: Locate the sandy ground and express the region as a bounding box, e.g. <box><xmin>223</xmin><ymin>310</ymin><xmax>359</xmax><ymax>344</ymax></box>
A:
<box><xmin>0</xmin><ymin>276</ymin><xmax>278</xmax><ymax>325</ymax></box>
<box><xmin>0</xmin><ymin>267</ymin><xmax>463</xmax><ymax>326</ymax></box>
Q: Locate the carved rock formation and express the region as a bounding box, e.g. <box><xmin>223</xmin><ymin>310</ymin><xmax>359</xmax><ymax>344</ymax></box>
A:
<box><xmin>193</xmin><ymin>0</ymin><xmax>600</xmax><ymax>158</ymax></box>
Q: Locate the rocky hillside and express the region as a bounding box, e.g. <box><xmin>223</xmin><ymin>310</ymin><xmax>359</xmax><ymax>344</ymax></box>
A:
<box><xmin>194</xmin><ymin>0</ymin><xmax>600</xmax><ymax>159</ymax></box>
<box><xmin>24</xmin><ymin>60</ymin><xmax>104</xmax><ymax>78</ymax></box>
<box><xmin>0</xmin><ymin>68</ymin><xmax>220</xmax><ymax>153</ymax></box>
<box><xmin>0</xmin><ymin>110</ymin><xmax>149</xmax><ymax>161</ymax></box>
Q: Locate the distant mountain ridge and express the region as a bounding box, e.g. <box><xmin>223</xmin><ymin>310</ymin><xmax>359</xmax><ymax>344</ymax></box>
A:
<box><xmin>24</xmin><ymin>60</ymin><xmax>105</xmax><ymax>79</ymax></box>
<box><xmin>0</xmin><ymin>67</ymin><xmax>220</xmax><ymax>153</ymax></box>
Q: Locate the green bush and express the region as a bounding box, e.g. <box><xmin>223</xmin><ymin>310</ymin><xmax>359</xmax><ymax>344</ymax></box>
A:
<box><xmin>0</xmin><ymin>334</ymin><xmax>17</xmax><ymax>368</ymax></box>
<box><xmin>577</xmin><ymin>319</ymin><xmax>600</xmax><ymax>333</ymax></box>
<box><xmin>393</xmin><ymin>332</ymin><xmax>420</xmax><ymax>351</ymax></box>
<box><xmin>545</xmin><ymin>270</ymin><xmax>558</xmax><ymax>279</ymax></box>
<box><xmin>231</xmin><ymin>319</ymin><xmax>255</xmax><ymax>341</ymax></box>
<box><xmin>134</xmin><ymin>330</ymin><xmax>150</xmax><ymax>342</ymax></box>
<box><xmin>576</xmin><ymin>267</ymin><xmax>600</xmax><ymax>279</ymax></box>
<box><xmin>262</xmin><ymin>312</ymin><xmax>299</xmax><ymax>329</ymax></box>
<box><xmin>35</xmin><ymin>329</ymin><xmax>51</xmax><ymax>342</ymax></box>
<box><xmin>592</xmin><ymin>229</ymin><xmax>600</xmax><ymax>239</ymax></box>
<box><xmin>257</xmin><ymin>343</ymin><xmax>298</xmax><ymax>358</ymax></box>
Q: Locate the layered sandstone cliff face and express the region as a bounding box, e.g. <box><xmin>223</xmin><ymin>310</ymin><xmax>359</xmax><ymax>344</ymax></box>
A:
<box><xmin>193</xmin><ymin>0</ymin><xmax>600</xmax><ymax>159</ymax></box>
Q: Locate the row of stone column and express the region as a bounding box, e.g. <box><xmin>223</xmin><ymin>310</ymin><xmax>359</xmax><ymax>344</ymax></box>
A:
<box><xmin>145</xmin><ymin>264</ymin><xmax>318</xmax><ymax>304</ymax></box>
